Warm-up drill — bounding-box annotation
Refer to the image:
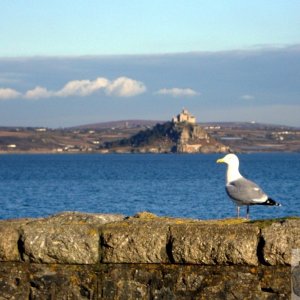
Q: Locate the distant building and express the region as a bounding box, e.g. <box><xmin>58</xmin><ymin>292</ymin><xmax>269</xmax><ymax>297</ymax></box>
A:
<box><xmin>7</xmin><ymin>144</ymin><xmax>17</xmax><ymax>148</ymax></box>
<box><xmin>172</xmin><ymin>108</ymin><xmax>196</xmax><ymax>124</ymax></box>
<box><xmin>35</xmin><ymin>128</ymin><xmax>47</xmax><ymax>132</ymax></box>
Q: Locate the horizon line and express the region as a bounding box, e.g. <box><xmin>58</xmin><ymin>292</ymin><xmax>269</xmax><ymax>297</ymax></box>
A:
<box><xmin>1</xmin><ymin>43</ymin><xmax>299</xmax><ymax>60</ymax></box>
<box><xmin>0</xmin><ymin>119</ymin><xmax>298</xmax><ymax>130</ymax></box>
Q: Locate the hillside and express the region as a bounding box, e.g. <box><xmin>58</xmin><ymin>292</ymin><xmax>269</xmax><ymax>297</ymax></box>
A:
<box><xmin>73</xmin><ymin>120</ymin><xmax>162</xmax><ymax>130</ymax></box>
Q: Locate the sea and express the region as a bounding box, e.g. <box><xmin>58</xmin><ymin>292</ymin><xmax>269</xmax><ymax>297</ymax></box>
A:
<box><xmin>0</xmin><ymin>153</ymin><xmax>299</xmax><ymax>220</ymax></box>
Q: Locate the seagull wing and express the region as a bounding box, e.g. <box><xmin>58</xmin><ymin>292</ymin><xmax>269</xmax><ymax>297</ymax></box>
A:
<box><xmin>226</xmin><ymin>177</ymin><xmax>268</xmax><ymax>205</ymax></box>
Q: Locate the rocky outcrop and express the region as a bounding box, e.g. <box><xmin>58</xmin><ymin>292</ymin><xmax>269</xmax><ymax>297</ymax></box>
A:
<box><xmin>175</xmin><ymin>123</ymin><xmax>229</xmax><ymax>153</ymax></box>
<box><xmin>0</xmin><ymin>212</ymin><xmax>299</xmax><ymax>299</ymax></box>
<box><xmin>104</xmin><ymin>121</ymin><xmax>229</xmax><ymax>153</ymax></box>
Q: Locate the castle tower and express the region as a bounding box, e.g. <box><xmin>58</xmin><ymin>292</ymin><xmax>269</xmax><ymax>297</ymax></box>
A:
<box><xmin>172</xmin><ymin>108</ymin><xmax>196</xmax><ymax>124</ymax></box>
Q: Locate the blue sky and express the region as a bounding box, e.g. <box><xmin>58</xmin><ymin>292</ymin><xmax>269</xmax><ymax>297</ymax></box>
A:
<box><xmin>2</xmin><ymin>0</ymin><xmax>300</xmax><ymax>56</ymax></box>
<box><xmin>0</xmin><ymin>1</ymin><xmax>300</xmax><ymax>127</ymax></box>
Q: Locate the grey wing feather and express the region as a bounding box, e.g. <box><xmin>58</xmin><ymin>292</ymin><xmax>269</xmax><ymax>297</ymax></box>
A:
<box><xmin>226</xmin><ymin>177</ymin><xmax>268</xmax><ymax>205</ymax></box>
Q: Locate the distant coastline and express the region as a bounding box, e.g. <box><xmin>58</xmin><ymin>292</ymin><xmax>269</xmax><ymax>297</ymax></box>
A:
<box><xmin>0</xmin><ymin>119</ymin><xmax>299</xmax><ymax>154</ymax></box>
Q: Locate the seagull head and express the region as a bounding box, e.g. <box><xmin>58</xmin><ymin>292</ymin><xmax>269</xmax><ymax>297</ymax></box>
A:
<box><xmin>216</xmin><ymin>153</ymin><xmax>240</xmax><ymax>168</ymax></box>
<box><xmin>217</xmin><ymin>153</ymin><xmax>242</xmax><ymax>183</ymax></box>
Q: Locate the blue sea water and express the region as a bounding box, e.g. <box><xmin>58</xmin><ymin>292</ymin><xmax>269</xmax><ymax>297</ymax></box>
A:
<box><xmin>0</xmin><ymin>153</ymin><xmax>299</xmax><ymax>220</ymax></box>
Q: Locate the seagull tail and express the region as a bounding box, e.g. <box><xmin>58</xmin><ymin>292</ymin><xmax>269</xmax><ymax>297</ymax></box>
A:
<box><xmin>263</xmin><ymin>198</ymin><xmax>281</xmax><ymax>206</ymax></box>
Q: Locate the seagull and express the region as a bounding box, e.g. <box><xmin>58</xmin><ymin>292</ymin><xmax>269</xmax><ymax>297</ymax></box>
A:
<box><xmin>216</xmin><ymin>153</ymin><xmax>281</xmax><ymax>219</ymax></box>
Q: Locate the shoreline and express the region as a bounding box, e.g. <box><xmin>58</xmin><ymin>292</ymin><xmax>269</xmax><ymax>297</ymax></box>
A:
<box><xmin>1</xmin><ymin>149</ymin><xmax>300</xmax><ymax>155</ymax></box>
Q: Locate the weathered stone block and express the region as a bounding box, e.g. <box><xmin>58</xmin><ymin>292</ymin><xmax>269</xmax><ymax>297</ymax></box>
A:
<box><xmin>100</xmin><ymin>219</ymin><xmax>170</xmax><ymax>263</ymax></box>
<box><xmin>0</xmin><ymin>262</ymin><xmax>29</xmax><ymax>299</ymax></box>
<box><xmin>28</xmin><ymin>264</ymin><xmax>98</xmax><ymax>300</ymax></box>
<box><xmin>262</xmin><ymin>219</ymin><xmax>300</xmax><ymax>265</ymax></box>
<box><xmin>170</xmin><ymin>223</ymin><xmax>260</xmax><ymax>265</ymax></box>
<box><xmin>21</xmin><ymin>223</ymin><xmax>99</xmax><ymax>264</ymax></box>
<box><xmin>0</xmin><ymin>225</ymin><xmax>21</xmax><ymax>262</ymax></box>
<box><xmin>18</xmin><ymin>212</ymin><xmax>123</xmax><ymax>265</ymax></box>
<box><xmin>0</xmin><ymin>219</ymin><xmax>33</xmax><ymax>262</ymax></box>
<box><xmin>43</xmin><ymin>211</ymin><xmax>125</xmax><ymax>225</ymax></box>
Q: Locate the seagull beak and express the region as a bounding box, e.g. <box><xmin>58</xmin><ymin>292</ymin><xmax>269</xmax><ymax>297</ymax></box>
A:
<box><xmin>216</xmin><ymin>158</ymin><xmax>224</xmax><ymax>164</ymax></box>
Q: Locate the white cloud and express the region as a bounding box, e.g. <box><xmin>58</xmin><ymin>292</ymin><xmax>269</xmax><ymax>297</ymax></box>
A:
<box><xmin>56</xmin><ymin>77</ymin><xmax>109</xmax><ymax>97</ymax></box>
<box><xmin>24</xmin><ymin>86</ymin><xmax>53</xmax><ymax>99</ymax></box>
<box><xmin>241</xmin><ymin>94</ymin><xmax>255</xmax><ymax>100</ymax></box>
<box><xmin>156</xmin><ymin>88</ymin><xmax>199</xmax><ymax>97</ymax></box>
<box><xmin>0</xmin><ymin>88</ymin><xmax>21</xmax><ymax>100</ymax></box>
<box><xmin>55</xmin><ymin>76</ymin><xmax>145</xmax><ymax>98</ymax></box>
<box><xmin>105</xmin><ymin>77</ymin><xmax>146</xmax><ymax>97</ymax></box>
<box><xmin>0</xmin><ymin>76</ymin><xmax>147</xmax><ymax>100</ymax></box>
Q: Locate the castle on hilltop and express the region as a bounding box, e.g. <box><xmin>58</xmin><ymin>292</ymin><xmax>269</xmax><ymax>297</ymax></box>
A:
<box><xmin>104</xmin><ymin>107</ymin><xmax>229</xmax><ymax>154</ymax></box>
<box><xmin>172</xmin><ymin>108</ymin><xmax>196</xmax><ymax>124</ymax></box>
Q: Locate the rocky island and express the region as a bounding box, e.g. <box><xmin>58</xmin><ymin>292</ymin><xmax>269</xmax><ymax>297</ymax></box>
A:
<box><xmin>103</xmin><ymin>109</ymin><xmax>229</xmax><ymax>153</ymax></box>
<box><xmin>0</xmin><ymin>211</ymin><xmax>299</xmax><ymax>299</ymax></box>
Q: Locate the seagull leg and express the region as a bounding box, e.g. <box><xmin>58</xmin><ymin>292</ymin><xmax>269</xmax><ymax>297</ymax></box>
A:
<box><xmin>236</xmin><ymin>206</ymin><xmax>240</xmax><ymax>218</ymax></box>
<box><xmin>246</xmin><ymin>205</ymin><xmax>250</xmax><ymax>219</ymax></box>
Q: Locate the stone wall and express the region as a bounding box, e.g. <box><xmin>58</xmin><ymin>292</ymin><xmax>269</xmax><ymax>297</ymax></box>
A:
<box><xmin>0</xmin><ymin>211</ymin><xmax>299</xmax><ymax>299</ymax></box>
